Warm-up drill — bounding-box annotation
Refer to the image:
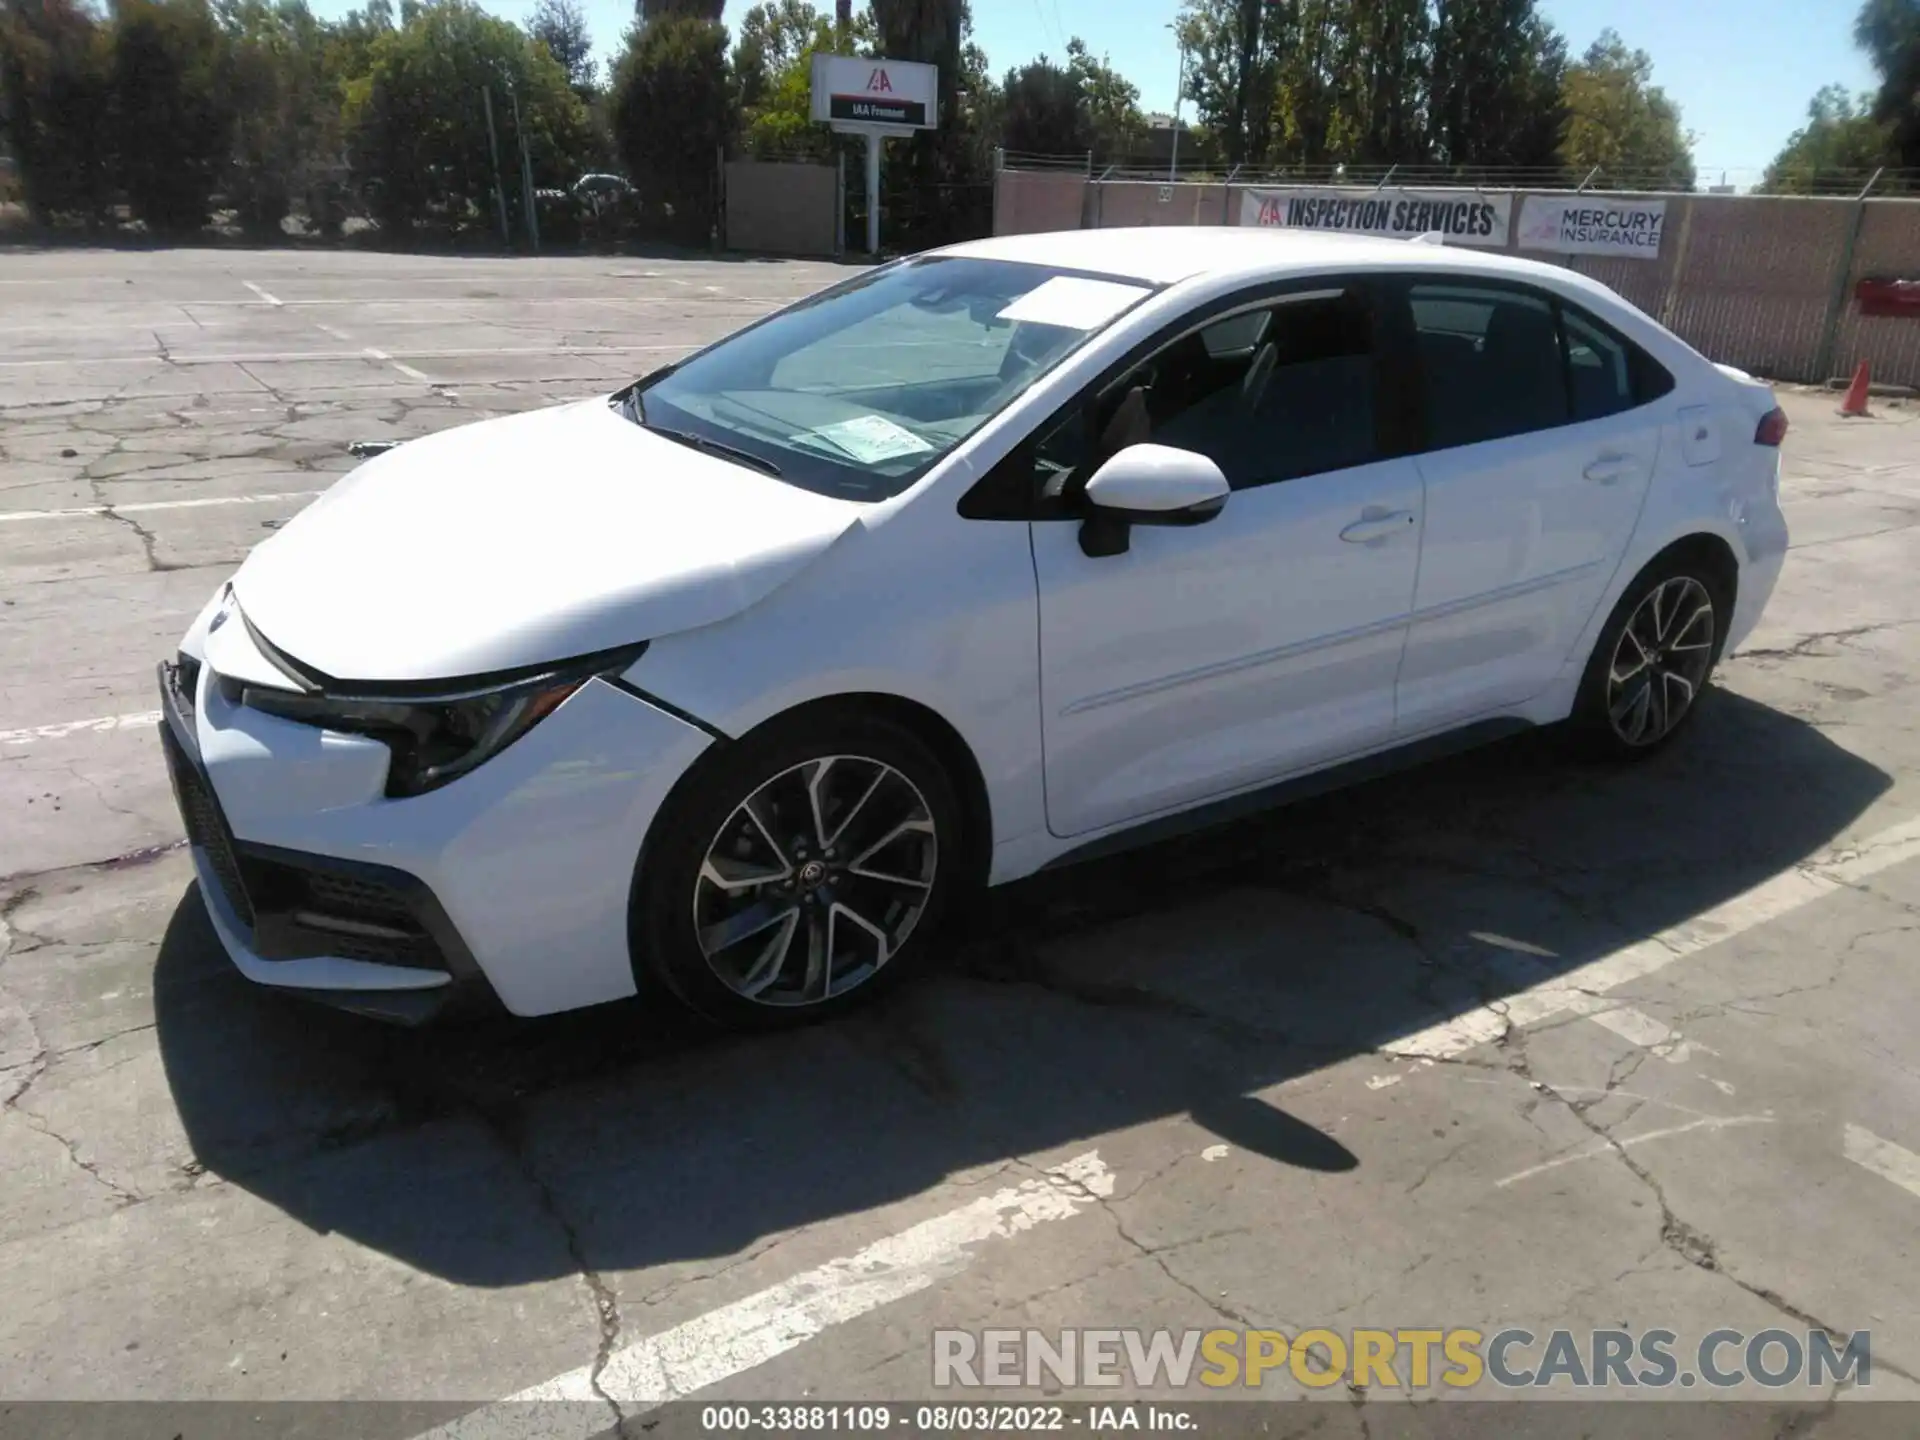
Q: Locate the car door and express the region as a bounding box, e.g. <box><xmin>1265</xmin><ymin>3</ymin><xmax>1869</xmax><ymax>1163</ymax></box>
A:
<box><xmin>1391</xmin><ymin>279</ymin><xmax>1663</xmax><ymax>734</ymax></box>
<box><xmin>1029</xmin><ymin>279</ymin><xmax>1427</xmax><ymax>839</ymax></box>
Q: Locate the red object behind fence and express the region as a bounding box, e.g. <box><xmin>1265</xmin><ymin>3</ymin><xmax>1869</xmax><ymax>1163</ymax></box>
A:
<box><xmin>1856</xmin><ymin>278</ymin><xmax>1920</xmax><ymax>319</ymax></box>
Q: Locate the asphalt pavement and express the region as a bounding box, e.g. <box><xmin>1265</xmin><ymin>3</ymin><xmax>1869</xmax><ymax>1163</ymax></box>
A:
<box><xmin>2</xmin><ymin>247</ymin><xmax>1919</xmax><ymax>1436</ymax></box>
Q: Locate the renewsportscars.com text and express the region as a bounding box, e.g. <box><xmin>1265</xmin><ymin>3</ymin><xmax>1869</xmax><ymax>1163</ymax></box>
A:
<box><xmin>932</xmin><ymin>1327</ymin><xmax>1872</xmax><ymax>1391</ymax></box>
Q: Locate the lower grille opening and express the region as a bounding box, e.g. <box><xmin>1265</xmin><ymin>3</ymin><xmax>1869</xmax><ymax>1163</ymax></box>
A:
<box><xmin>247</xmin><ymin>858</ymin><xmax>452</xmax><ymax>971</ymax></box>
<box><xmin>161</xmin><ymin>722</ymin><xmax>255</xmax><ymax>928</ymax></box>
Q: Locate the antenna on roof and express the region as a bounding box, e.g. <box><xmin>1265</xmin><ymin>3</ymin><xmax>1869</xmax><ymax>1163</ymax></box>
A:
<box><xmin>1408</xmin><ymin>232</ymin><xmax>1447</xmax><ymax>245</ymax></box>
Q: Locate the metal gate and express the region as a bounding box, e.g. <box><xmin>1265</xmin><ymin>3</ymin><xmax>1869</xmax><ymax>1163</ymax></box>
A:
<box><xmin>724</xmin><ymin>160</ymin><xmax>840</xmax><ymax>258</ymax></box>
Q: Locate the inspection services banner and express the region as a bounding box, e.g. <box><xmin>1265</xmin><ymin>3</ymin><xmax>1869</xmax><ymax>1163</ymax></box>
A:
<box><xmin>1517</xmin><ymin>195</ymin><xmax>1667</xmax><ymax>259</ymax></box>
<box><xmin>1239</xmin><ymin>187</ymin><xmax>1513</xmax><ymax>247</ymax></box>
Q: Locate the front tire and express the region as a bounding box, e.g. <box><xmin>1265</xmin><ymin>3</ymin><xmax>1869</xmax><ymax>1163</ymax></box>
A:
<box><xmin>1569</xmin><ymin>554</ymin><xmax>1728</xmax><ymax>760</ymax></box>
<box><xmin>631</xmin><ymin>710</ymin><xmax>963</xmax><ymax>1029</ymax></box>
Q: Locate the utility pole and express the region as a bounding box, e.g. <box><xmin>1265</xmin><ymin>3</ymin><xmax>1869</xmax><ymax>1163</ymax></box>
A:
<box><xmin>1166</xmin><ymin>24</ymin><xmax>1185</xmax><ymax>182</ymax></box>
<box><xmin>481</xmin><ymin>86</ymin><xmax>510</xmax><ymax>245</ymax></box>
<box><xmin>510</xmin><ymin>85</ymin><xmax>540</xmax><ymax>252</ymax></box>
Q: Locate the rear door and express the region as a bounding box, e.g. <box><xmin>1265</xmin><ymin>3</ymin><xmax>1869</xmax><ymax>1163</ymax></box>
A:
<box><xmin>1391</xmin><ymin>279</ymin><xmax>1666</xmax><ymax>733</ymax></box>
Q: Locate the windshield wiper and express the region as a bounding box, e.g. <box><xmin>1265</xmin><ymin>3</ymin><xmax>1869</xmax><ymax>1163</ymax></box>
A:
<box><xmin>639</xmin><ymin>421</ymin><xmax>783</xmax><ymax>478</ymax></box>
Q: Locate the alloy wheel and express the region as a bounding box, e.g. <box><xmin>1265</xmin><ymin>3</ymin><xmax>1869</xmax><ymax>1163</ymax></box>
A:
<box><xmin>1606</xmin><ymin>576</ymin><xmax>1717</xmax><ymax>747</ymax></box>
<box><xmin>692</xmin><ymin>755</ymin><xmax>938</xmax><ymax>1006</ymax></box>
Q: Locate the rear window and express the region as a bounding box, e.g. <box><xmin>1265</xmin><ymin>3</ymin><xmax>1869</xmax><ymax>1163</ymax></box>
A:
<box><xmin>1410</xmin><ymin>285</ymin><xmax>1567</xmax><ymax>447</ymax></box>
<box><xmin>1409</xmin><ymin>284</ymin><xmax>1676</xmax><ymax>450</ymax></box>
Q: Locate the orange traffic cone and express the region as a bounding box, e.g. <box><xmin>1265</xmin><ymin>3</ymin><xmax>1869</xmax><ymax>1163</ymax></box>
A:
<box><xmin>1839</xmin><ymin>360</ymin><xmax>1872</xmax><ymax>417</ymax></box>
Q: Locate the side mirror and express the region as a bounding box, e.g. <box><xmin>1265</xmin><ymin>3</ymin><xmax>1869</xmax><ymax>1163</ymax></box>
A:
<box><xmin>1078</xmin><ymin>444</ymin><xmax>1230</xmax><ymax>557</ymax></box>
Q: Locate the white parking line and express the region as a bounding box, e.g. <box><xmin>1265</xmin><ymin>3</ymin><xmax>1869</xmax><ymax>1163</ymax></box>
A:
<box><xmin>242</xmin><ymin>281</ymin><xmax>283</xmax><ymax>306</ymax></box>
<box><xmin>0</xmin><ymin>490</ymin><xmax>323</xmax><ymax>525</ymax></box>
<box><xmin>1577</xmin><ymin>1002</ymin><xmax>1712</xmax><ymax>1063</ymax></box>
<box><xmin>0</xmin><ymin>344</ymin><xmax>683</xmax><ymax>370</ymax></box>
<box><xmin>1843</xmin><ymin>1124</ymin><xmax>1920</xmax><ymax>1199</ymax></box>
<box><xmin>1583</xmin><ymin>1004</ymin><xmax>1680</xmax><ymax>1050</ymax></box>
<box><xmin>1496</xmin><ymin>1114</ymin><xmax>1776</xmax><ymax>1189</ymax></box>
<box><xmin>1</xmin><ymin>711</ymin><xmax>162</xmax><ymax>746</ymax></box>
<box><xmin>1383</xmin><ymin>814</ymin><xmax>1920</xmax><ymax>1064</ymax></box>
<box><xmin>361</xmin><ymin>347</ymin><xmax>434</xmax><ymax>384</ymax></box>
<box><xmin>422</xmin><ymin>1152</ymin><xmax>1115</xmax><ymax>1440</ymax></box>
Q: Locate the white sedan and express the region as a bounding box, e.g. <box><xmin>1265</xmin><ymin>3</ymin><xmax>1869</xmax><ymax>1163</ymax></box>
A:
<box><xmin>159</xmin><ymin>227</ymin><xmax>1790</xmax><ymax>1026</ymax></box>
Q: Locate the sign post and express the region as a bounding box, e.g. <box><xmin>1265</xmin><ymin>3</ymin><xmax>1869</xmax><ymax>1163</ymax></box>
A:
<box><xmin>810</xmin><ymin>53</ymin><xmax>938</xmax><ymax>256</ymax></box>
<box><xmin>864</xmin><ymin>132</ymin><xmax>882</xmax><ymax>254</ymax></box>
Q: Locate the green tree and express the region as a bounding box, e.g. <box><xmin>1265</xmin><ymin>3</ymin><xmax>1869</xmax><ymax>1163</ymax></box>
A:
<box><xmin>638</xmin><ymin>0</ymin><xmax>722</xmax><ymax>22</ymax></box>
<box><xmin>1172</xmin><ymin>0</ymin><xmax>1259</xmax><ymax>162</ymax></box>
<box><xmin>1558</xmin><ymin>28</ymin><xmax>1694</xmax><ymax>188</ymax></box>
<box><xmin>731</xmin><ymin>0</ymin><xmax>876</xmax><ymax>159</ymax></box>
<box><xmin>323</xmin><ymin>0</ymin><xmax>392</xmax><ymax>86</ymax></box>
<box><xmin>528</xmin><ymin>0</ymin><xmax>594</xmax><ymax>91</ymax></box>
<box><xmin>1065</xmin><ymin>37</ymin><xmax>1144</xmax><ymax>161</ymax></box>
<box><xmin>1429</xmin><ymin>0</ymin><xmax>1566</xmax><ymax>168</ymax></box>
<box><xmin>868</xmin><ymin>0</ymin><xmax>992</xmax><ymax>247</ymax></box>
<box><xmin>732</xmin><ymin>0</ymin><xmax>818</xmax><ymax>109</ymax></box>
<box><xmin>110</xmin><ymin>0</ymin><xmax>237</xmax><ymax>233</ymax></box>
<box><xmin>1000</xmin><ymin>54</ymin><xmax>1089</xmax><ymax>156</ymax></box>
<box><xmin>1760</xmin><ymin>85</ymin><xmax>1894</xmax><ymax>191</ymax></box>
<box><xmin>996</xmin><ymin>39</ymin><xmax>1143</xmax><ymax>161</ymax></box>
<box><xmin>221</xmin><ymin>0</ymin><xmax>338</xmax><ymax>237</ymax></box>
<box><xmin>0</xmin><ymin>0</ymin><xmax>116</xmax><ymax>224</ymax></box>
<box><xmin>1324</xmin><ymin>0</ymin><xmax>1429</xmax><ymax>163</ymax></box>
<box><xmin>609</xmin><ymin>12</ymin><xmax>731</xmax><ymax>242</ymax></box>
<box><xmin>1855</xmin><ymin>0</ymin><xmax>1920</xmax><ymax>167</ymax></box>
<box><xmin>342</xmin><ymin>0</ymin><xmax>594</xmax><ymax>234</ymax></box>
<box><xmin>1172</xmin><ymin>0</ymin><xmax>1568</xmax><ymax>172</ymax></box>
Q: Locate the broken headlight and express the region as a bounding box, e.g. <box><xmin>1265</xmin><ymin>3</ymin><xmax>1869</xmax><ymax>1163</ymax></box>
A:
<box><xmin>241</xmin><ymin>644</ymin><xmax>645</xmax><ymax>798</ymax></box>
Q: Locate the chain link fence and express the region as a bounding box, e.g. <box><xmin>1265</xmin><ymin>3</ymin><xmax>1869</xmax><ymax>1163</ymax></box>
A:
<box><xmin>991</xmin><ymin>158</ymin><xmax>1920</xmax><ymax>389</ymax></box>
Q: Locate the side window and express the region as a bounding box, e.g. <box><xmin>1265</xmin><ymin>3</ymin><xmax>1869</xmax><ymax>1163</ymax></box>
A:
<box><xmin>1561</xmin><ymin>305</ymin><xmax>1634</xmax><ymax>422</ymax></box>
<box><xmin>1409</xmin><ymin>284</ymin><xmax>1568</xmax><ymax>449</ymax></box>
<box><xmin>1083</xmin><ymin>289</ymin><xmax>1380</xmax><ymax>492</ymax></box>
<box><xmin>1198</xmin><ymin>310</ymin><xmax>1272</xmax><ymax>359</ymax></box>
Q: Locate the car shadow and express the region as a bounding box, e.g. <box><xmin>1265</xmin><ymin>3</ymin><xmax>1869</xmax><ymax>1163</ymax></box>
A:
<box><xmin>154</xmin><ymin>690</ymin><xmax>1888</xmax><ymax>1287</ymax></box>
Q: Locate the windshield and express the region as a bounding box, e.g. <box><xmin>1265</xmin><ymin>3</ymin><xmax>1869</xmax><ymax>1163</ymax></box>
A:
<box><xmin>620</xmin><ymin>256</ymin><xmax>1155</xmax><ymax>502</ymax></box>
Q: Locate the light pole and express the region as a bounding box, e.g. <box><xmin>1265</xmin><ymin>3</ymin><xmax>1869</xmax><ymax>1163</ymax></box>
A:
<box><xmin>1167</xmin><ymin>23</ymin><xmax>1185</xmax><ymax>182</ymax></box>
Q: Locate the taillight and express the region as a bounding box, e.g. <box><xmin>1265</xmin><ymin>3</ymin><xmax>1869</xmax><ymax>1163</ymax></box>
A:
<box><xmin>1755</xmin><ymin>408</ymin><xmax>1789</xmax><ymax>446</ymax></box>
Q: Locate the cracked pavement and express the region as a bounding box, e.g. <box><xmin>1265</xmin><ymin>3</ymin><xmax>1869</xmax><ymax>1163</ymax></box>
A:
<box><xmin>2</xmin><ymin>250</ymin><xmax>1920</xmax><ymax>1431</ymax></box>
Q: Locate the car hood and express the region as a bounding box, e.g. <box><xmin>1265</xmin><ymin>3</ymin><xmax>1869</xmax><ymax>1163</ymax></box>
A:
<box><xmin>230</xmin><ymin>400</ymin><xmax>863</xmax><ymax>682</ymax></box>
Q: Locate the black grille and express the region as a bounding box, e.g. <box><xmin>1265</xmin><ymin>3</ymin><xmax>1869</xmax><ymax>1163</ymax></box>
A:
<box><xmin>289</xmin><ymin>868</ymin><xmax>445</xmax><ymax>968</ymax></box>
<box><xmin>303</xmin><ymin>870</ymin><xmax>418</xmax><ymax>927</ymax></box>
<box><xmin>249</xmin><ymin>857</ymin><xmax>450</xmax><ymax>972</ymax></box>
<box><xmin>161</xmin><ymin>723</ymin><xmax>255</xmax><ymax>928</ymax></box>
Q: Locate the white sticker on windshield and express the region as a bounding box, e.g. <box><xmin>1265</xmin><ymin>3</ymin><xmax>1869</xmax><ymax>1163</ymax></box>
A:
<box><xmin>808</xmin><ymin>414</ymin><xmax>936</xmax><ymax>464</ymax></box>
<box><xmin>996</xmin><ymin>276</ymin><xmax>1150</xmax><ymax>330</ymax></box>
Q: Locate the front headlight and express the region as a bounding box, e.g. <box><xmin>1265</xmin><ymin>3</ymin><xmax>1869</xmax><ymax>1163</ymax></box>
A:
<box><xmin>240</xmin><ymin>644</ymin><xmax>645</xmax><ymax>797</ymax></box>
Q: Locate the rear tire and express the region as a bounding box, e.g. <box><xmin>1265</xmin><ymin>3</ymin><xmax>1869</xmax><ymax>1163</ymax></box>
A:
<box><xmin>1568</xmin><ymin>553</ymin><xmax>1729</xmax><ymax>761</ymax></box>
<box><xmin>630</xmin><ymin>709</ymin><xmax>963</xmax><ymax>1030</ymax></box>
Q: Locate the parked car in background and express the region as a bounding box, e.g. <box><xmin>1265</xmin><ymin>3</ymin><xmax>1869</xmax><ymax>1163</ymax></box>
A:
<box><xmin>159</xmin><ymin>227</ymin><xmax>1789</xmax><ymax>1030</ymax></box>
<box><xmin>573</xmin><ymin>172</ymin><xmax>636</xmax><ymax>215</ymax></box>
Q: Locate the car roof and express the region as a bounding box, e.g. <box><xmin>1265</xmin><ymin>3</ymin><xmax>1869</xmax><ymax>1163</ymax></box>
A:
<box><xmin>936</xmin><ymin>225</ymin><xmax>1590</xmax><ymax>293</ymax></box>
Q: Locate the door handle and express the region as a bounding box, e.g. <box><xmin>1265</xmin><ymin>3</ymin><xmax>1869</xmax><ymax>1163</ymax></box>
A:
<box><xmin>1339</xmin><ymin>510</ymin><xmax>1416</xmax><ymax>544</ymax></box>
<box><xmin>1584</xmin><ymin>455</ymin><xmax>1638</xmax><ymax>484</ymax></box>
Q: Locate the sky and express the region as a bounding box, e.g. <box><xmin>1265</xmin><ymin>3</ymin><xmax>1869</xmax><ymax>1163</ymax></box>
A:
<box><xmin>317</xmin><ymin>0</ymin><xmax>1881</xmax><ymax>178</ymax></box>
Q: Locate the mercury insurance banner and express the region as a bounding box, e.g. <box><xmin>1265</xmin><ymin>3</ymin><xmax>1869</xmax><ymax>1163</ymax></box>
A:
<box><xmin>1516</xmin><ymin>195</ymin><xmax>1667</xmax><ymax>259</ymax></box>
<box><xmin>1239</xmin><ymin>187</ymin><xmax>1513</xmax><ymax>247</ymax></box>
